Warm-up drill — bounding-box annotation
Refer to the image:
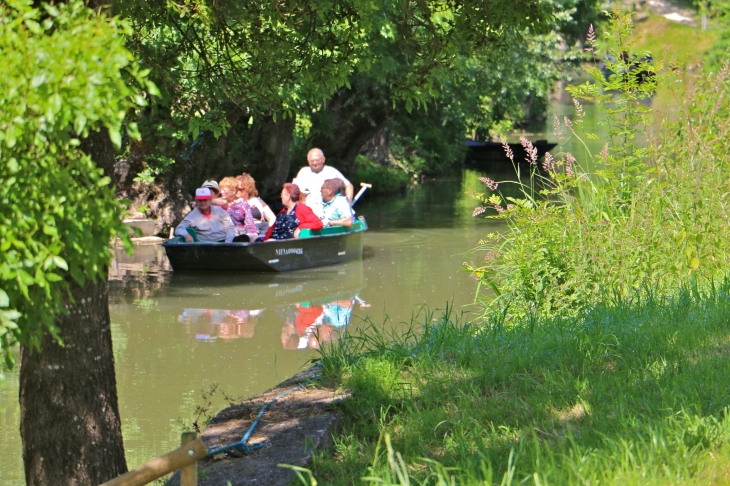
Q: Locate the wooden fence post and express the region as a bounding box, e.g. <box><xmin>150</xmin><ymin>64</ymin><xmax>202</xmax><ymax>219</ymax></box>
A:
<box><xmin>180</xmin><ymin>432</ymin><xmax>198</xmax><ymax>486</ymax></box>
<box><xmin>99</xmin><ymin>436</ymin><xmax>206</xmax><ymax>486</ymax></box>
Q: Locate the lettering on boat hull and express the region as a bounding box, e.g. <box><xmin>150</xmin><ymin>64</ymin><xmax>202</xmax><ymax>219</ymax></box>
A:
<box><xmin>276</xmin><ymin>248</ymin><xmax>304</xmax><ymax>256</ymax></box>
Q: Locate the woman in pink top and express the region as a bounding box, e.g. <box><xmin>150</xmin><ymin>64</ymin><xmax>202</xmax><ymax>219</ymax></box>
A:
<box><xmin>220</xmin><ymin>177</ymin><xmax>258</xmax><ymax>242</ymax></box>
<box><xmin>237</xmin><ymin>173</ymin><xmax>276</xmax><ymax>235</ymax></box>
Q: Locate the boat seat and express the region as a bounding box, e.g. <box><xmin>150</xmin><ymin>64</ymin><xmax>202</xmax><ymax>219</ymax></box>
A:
<box><xmin>299</xmin><ymin>219</ymin><xmax>365</xmax><ymax>239</ymax></box>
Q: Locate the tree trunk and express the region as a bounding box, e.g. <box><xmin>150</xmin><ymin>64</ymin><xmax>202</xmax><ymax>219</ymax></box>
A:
<box><xmin>309</xmin><ymin>78</ymin><xmax>392</xmax><ymax>176</ymax></box>
<box><xmin>20</xmin><ymin>126</ymin><xmax>128</xmax><ymax>485</ymax></box>
<box><xmin>80</xmin><ymin>126</ymin><xmax>117</xmax><ymax>180</ymax></box>
<box><xmin>359</xmin><ymin>126</ymin><xmax>392</xmax><ymax>165</ymax></box>
<box><xmin>18</xmin><ymin>0</ymin><xmax>129</xmax><ymax>475</ymax></box>
<box><xmin>260</xmin><ymin>115</ymin><xmax>297</xmax><ymax>196</ymax></box>
<box><xmin>19</xmin><ymin>275</ymin><xmax>128</xmax><ymax>485</ymax></box>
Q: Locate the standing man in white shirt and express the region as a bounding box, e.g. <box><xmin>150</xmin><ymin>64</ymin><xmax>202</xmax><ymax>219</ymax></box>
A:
<box><xmin>294</xmin><ymin>148</ymin><xmax>354</xmax><ymax>218</ymax></box>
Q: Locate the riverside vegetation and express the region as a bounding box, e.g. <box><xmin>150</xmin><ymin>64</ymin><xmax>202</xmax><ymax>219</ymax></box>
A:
<box><xmin>298</xmin><ymin>13</ymin><xmax>730</xmax><ymax>485</ymax></box>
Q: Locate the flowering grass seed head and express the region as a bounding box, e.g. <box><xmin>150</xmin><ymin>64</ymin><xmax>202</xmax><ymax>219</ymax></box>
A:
<box><xmin>542</xmin><ymin>152</ymin><xmax>556</xmax><ymax>171</ymax></box>
<box><xmin>479</xmin><ymin>177</ymin><xmax>499</xmax><ymax>191</ymax></box>
<box><xmin>585</xmin><ymin>24</ymin><xmax>596</xmax><ymax>52</ymax></box>
<box><xmin>520</xmin><ymin>137</ymin><xmax>538</xmax><ymax>165</ymax></box>
<box><xmin>553</xmin><ymin>115</ymin><xmax>564</xmax><ymax>142</ymax></box>
<box><xmin>572</xmin><ymin>98</ymin><xmax>585</xmax><ymax>120</ymax></box>
<box><xmin>600</xmin><ymin>143</ymin><xmax>609</xmax><ymax>161</ymax></box>
<box><xmin>500</xmin><ymin>136</ymin><xmax>514</xmax><ymax>161</ymax></box>
<box><xmin>566</xmin><ymin>152</ymin><xmax>576</xmax><ymax>167</ymax></box>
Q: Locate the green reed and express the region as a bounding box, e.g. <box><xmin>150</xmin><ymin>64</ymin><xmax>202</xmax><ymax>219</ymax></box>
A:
<box><xmin>467</xmin><ymin>12</ymin><xmax>730</xmax><ymax>322</ymax></box>
<box><xmin>299</xmin><ymin>281</ymin><xmax>730</xmax><ymax>484</ymax></box>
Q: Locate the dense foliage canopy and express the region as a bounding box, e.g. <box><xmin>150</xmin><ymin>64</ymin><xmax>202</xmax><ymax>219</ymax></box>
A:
<box><xmin>0</xmin><ymin>0</ymin><xmax>149</xmax><ymax>363</ymax></box>
<box><xmin>115</xmin><ymin>0</ymin><xmax>573</xmax><ymax>190</ymax></box>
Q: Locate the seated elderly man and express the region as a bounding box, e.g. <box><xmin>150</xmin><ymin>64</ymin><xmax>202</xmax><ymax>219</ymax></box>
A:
<box><xmin>321</xmin><ymin>179</ymin><xmax>353</xmax><ymax>227</ymax></box>
<box><xmin>175</xmin><ymin>188</ymin><xmax>236</xmax><ymax>242</ymax></box>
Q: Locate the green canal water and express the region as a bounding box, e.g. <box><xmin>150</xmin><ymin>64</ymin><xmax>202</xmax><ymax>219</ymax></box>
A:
<box><xmin>0</xmin><ymin>97</ymin><xmax>612</xmax><ymax>484</ymax></box>
<box><xmin>0</xmin><ymin>169</ymin><xmax>504</xmax><ymax>485</ymax></box>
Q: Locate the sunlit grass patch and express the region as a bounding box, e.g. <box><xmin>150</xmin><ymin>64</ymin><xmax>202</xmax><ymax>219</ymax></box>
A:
<box><xmin>305</xmin><ymin>284</ymin><xmax>730</xmax><ymax>484</ymax></box>
<box><xmin>631</xmin><ymin>13</ymin><xmax>718</xmax><ymax>64</ymax></box>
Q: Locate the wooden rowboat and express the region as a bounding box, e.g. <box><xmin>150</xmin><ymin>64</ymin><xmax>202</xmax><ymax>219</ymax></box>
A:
<box><xmin>162</xmin><ymin>217</ymin><xmax>368</xmax><ymax>272</ymax></box>
<box><xmin>464</xmin><ymin>139</ymin><xmax>557</xmax><ymax>169</ymax></box>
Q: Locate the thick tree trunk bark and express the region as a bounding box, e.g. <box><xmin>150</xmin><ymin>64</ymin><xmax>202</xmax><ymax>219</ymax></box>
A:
<box><xmin>309</xmin><ymin>79</ymin><xmax>392</xmax><ymax>176</ymax></box>
<box><xmin>80</xmin><ymin>127</ymin><xmax>116</xmax><ymax>181</ymax></box>
<box><xmin>19</xmin><ymin>275</ymin><xmax>127</xmax><ymax>485</ymax></box>
<box><xmin>260</xmin><ymin>115</ymin><xmax>297</xmax><ymax>196</ymax></box>
<box><xmin>20</xmin><ymin>126</ymin><xmax>128</xmax><ymax>484</ymax></box>
<box><xmin>359</xmin><ymin>126</ymin><xmax>392</xmax><ymax>165</ymax></box>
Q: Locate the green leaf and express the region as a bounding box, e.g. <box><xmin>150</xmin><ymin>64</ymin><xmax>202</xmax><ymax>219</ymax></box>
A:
<box><xmin>0</xmin><ymin>290</ymin><xmax>8</xmax><ymax>308</ymax></box>
<box><xmin>109</xmin><ymin>127</ymin><xmax>122</xmax><ymax>148</ymax></box>
<box><xmin>690</xmin><ymin>257</ymin><xmax>700</xmax><ymax>270</ymax></box>
<box><xmin>53</xmin><ymin>256</ymin><xmax>68</xmax><ymax>271</ymax></box>
<box><xmin>5</xmin><ymin>127</ymin><xmax>16</xmax><ymax>148</ymax></box>
<box><xmin>146</xmin><ymin>81</ymin><xmax>161</xmax><ymax>97</ymax></box>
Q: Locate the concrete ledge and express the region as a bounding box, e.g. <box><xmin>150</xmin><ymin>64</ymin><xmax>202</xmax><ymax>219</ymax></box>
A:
<box><xmin>130</xmin><ymin>236</ymin><xmax>165</xmax><ymax>245</ymax></box>
<box><xmin>123</xmin><ymin>218</ymin><xmax>157</xmax><ymax>237</ymax></box>
<box><xmin>168</xmin><ymin>367</ymin><xmax>347</xmax><ymax>486</ymax></box>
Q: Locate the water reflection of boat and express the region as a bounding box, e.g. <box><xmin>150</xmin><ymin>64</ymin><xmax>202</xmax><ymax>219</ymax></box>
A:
<box><xmin>166</xmin><ymin>261</ymin><xmax>366</xmax><ymax>349</ymax></box>
<box><xmin>278</xmin><ymin>295</ymin><xmax>368</xmax><ymax>350</ymax></box>
<box><xmin>464</xmin><ymin>139</ymin><xmax>556</xmax><ymax>169</ymax></box>
<box><xmin>179</xmin><ymin>293</ymin><xmax>369</xmax><ymax>350</ymax></box>
<box><xmin>162</xmin><ymin>218</ymin><xmax>368</xmax><ymax>272</ymax></box>
<box><xmin>178</xmin><ymin>308</ymin><xmax>263</xmax><ymax>342</ymax></box>
<box><xmin>164</xmin><ymin>260</ymin><xmax>364</xmax><ymax>309</ymax></box>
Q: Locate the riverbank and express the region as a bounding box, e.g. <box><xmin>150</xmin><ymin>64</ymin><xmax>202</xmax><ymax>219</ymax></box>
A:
<box><xmin>306</xmin><ymin>282</ymin><xmax>730</xmax><ymax>484</ymax></box>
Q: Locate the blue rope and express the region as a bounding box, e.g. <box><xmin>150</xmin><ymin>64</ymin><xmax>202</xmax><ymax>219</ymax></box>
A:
<box><xmin>207</xmin><ymin>382</ymin><xmax>308</xmax><ymax>457</ymax></box>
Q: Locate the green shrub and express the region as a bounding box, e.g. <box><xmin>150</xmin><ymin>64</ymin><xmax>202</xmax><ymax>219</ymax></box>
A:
<box><xmin>353</xmin><ymin>155</ymin><xmax>412</xmax><ymax>196</ymax></box>
<box><xmin>467</xmin><ymin>12</ymin><xmax>730</xmax><ymax>321</ymax></box>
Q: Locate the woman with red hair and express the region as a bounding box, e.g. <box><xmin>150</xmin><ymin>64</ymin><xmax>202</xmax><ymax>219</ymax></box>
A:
<box><xmin>262</xmin><ymin>183</ymin><xmax>323</xmax><ymax>241</ymax></box>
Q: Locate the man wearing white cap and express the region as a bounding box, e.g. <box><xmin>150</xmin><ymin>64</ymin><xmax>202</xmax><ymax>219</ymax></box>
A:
<box><xmin>175</xmin><ymin>188</ymin><xmax>236</xmax><ymax>242</ymax></box>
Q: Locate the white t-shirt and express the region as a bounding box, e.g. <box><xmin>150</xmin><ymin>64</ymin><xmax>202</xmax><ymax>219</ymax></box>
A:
<box><xmin>294</xmin><ymin>165</ymin><xmax>350</xmax><ymax>198</ymax></box>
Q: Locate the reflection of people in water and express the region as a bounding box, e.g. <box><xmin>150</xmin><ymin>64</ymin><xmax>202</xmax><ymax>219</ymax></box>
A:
<box><xmin>280</xmin><ymin>295</ymin><xmax>369</xmax><ymax>350</ymax></box>
<box><xmin>178</xmin><ymin>309</ymin><xmax>262</xmax><ymax>341</ymax></box>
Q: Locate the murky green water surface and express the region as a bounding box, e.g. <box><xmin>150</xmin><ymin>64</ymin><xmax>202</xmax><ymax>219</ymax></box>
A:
<box><xmin>0</xmin><ymin>169</ymin><xmax>507</xmax><ymax>484</ymax></box>
<box><xmin>0</xmin><ymin>94</ymin><xmax>619</xmax><ymax>483</ymax></box>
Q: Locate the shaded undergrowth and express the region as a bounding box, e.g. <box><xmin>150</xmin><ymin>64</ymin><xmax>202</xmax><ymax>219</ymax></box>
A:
<box><xmin>304</xmin><ymin>281</ymin><xmax>730</xmax><ymax>484</ymax></box>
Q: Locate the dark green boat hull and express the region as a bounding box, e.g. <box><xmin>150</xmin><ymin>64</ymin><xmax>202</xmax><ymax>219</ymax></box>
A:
<box><xmin>162</xmin><ymin>219</ymin><xmax>367</xmax><ymax>272</ymax></box>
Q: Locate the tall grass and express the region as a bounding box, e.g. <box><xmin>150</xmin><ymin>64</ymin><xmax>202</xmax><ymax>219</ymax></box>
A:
<box><xmin>289</xmin><ymin>15</ymin><xmax>730</xmax><ymax>485</ymax></box>
<box><xmin>303</xmin><ymin>282</ymin><xmax>730</xmax><ymax>484</ymax></box>
<box><xmin>467</xmin><ymin>12</ymin><xmax>730</xmax><ymax>321</ymax></box>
